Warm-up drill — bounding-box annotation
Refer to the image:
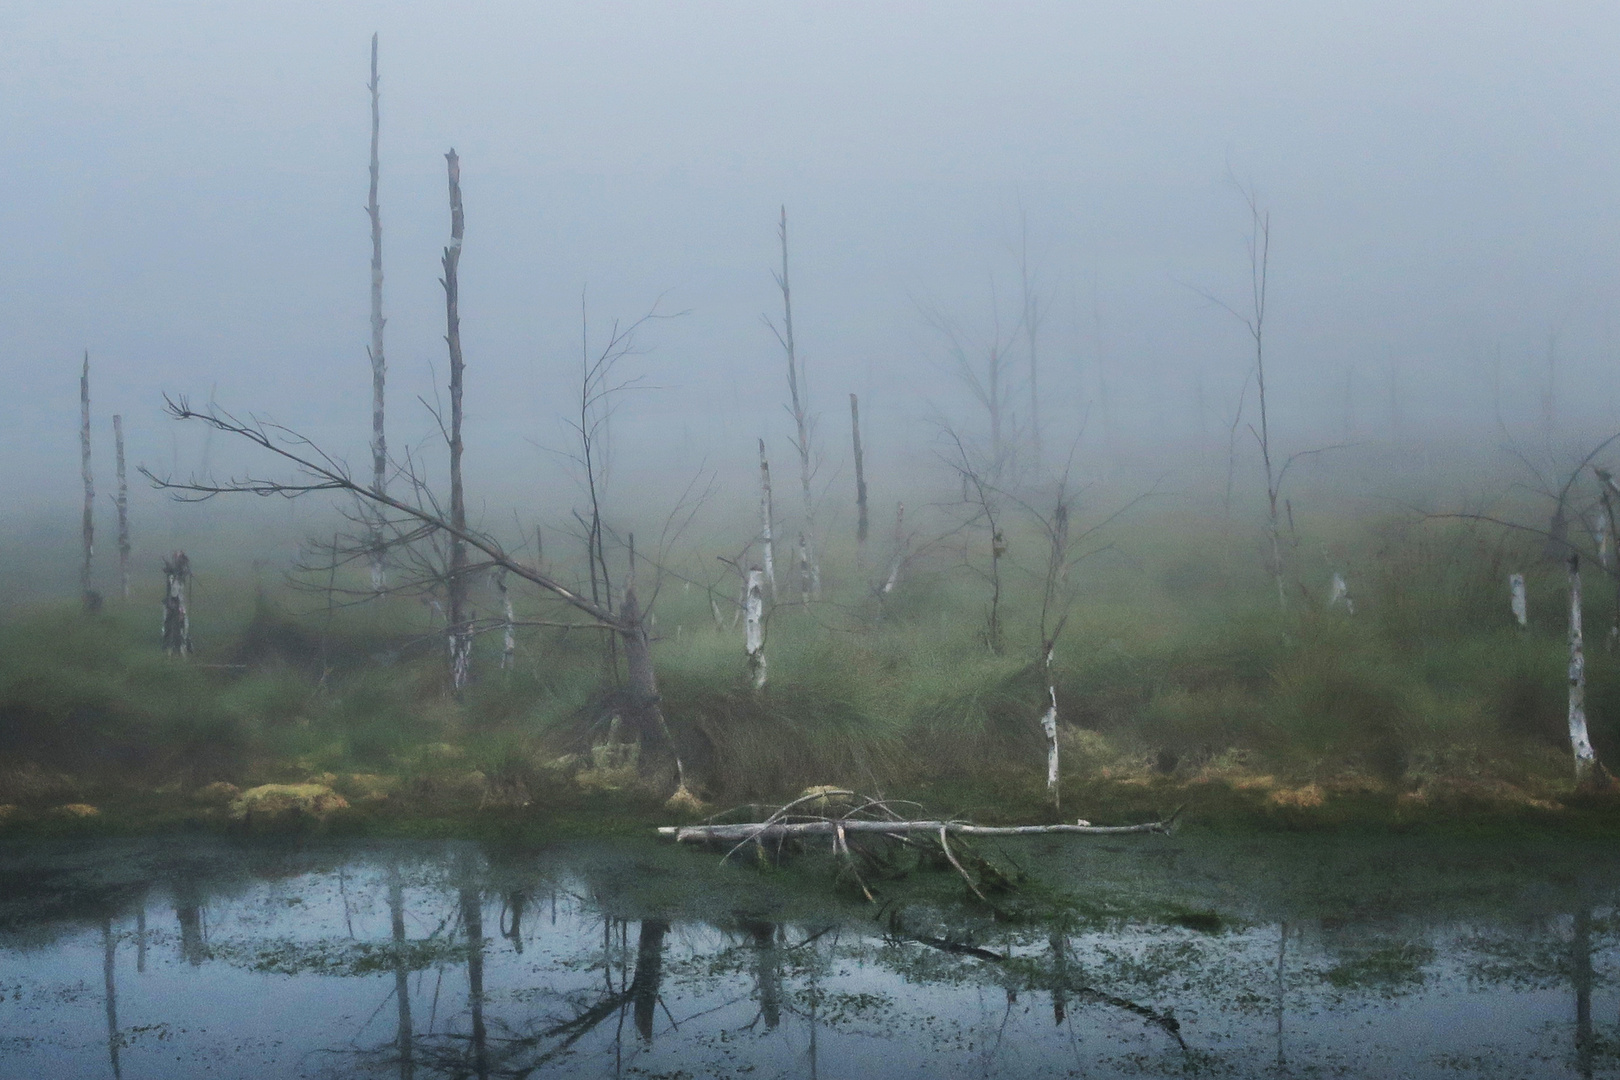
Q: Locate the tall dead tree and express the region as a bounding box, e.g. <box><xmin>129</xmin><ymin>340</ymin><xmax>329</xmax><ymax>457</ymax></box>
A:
<box><xmin>366</xmin><ymin>32</ymin><xmax>388</xmax><ymax>592</ymax></box>
<box><xmin>79</xmin><ymin>352</ymin><xmax>98</xmax><ymax>612</ymax></box>
<box><xmin>113</xmin><ymin>415</ymin><xmax>130</xmax><ymax>601</ymax></box>
<box><xmin>1567</xmin><ymin>553</ymin><xmax>1599</xmax><ymax>784</ymax></box>
<box><xmin>767</xmin><ymin>206</ymin><xmax>819</xmax><ymax>596</ymax></box>
<box><xmin>442</xmin><ymin>149</ymin><xmax>471</xmax><ymax>689</ymax></box>
<box><xmin>1020</xmin><ymin>207</ymin><xmax>1045</xmax><ymax>474</ymax></box>
<box><xmin>162</xmin><ymin>551</ymin><xmax>191</xmax><ymax>656</ymax></box>
<box><xmin>758</xmin><ymin>438</ymin><xmax>776</xmax><ymax>598</ymax></box>
<box><xmin>850</xmin><ymin>393</ymin><xmax>868</xmax><ymax>564</ymax></box>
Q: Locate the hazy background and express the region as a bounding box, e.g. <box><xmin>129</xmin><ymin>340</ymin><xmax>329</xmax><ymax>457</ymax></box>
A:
<box><xmin>4</xmin><ymin>1</ymin><xmax>1619</xmax><ymax>596</ymax></box>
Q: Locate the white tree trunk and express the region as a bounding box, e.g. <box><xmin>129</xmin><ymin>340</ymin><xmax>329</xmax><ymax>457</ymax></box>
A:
<box><xmin>80</xmin><ymin>351</ymin><xmax>95</xmax><ymax>610</ymax></box>
<box><xmin>498</xmin><ymin>569</ymin><xmax>515</xmax><ymax>670</ymax></box>
<box><xmin>798</xmin><ymin>534</ymin><xmax>812</xmax><ymax>605</ymax></box>
<box><xmin>745</xmin><ymin>568</ymin><xmax>766</xmax><ymax>690</ymax></box>
<box><xmin>882</xmin><ymin>502</ymin><xmax>906</xmax><ymax>594</ymax></box>
<box><xmin>1568</xmin><ymin>554</ymin><xmax>1598</xmax><ymax>782</ymax></box>
<box><xmin>162</xmin><ymin>551</ymin><xmax>191</xmax><ymax>656</ymax></box>
<box><xmin>367</xmin><ymin>33</ymin><xmax>388</xmax><ymax>593</ymax></box>
<box><xmin>758</xmin><ymin>438</ymin><xmax>776</xmax><ymax>599</ymax></box>
<box><xmin>1039</xmin><ymin>648</ymin><xmax>1059</xmax><ymax>808</ymax></box>
<box><xmin>1510</xmin><ymin>572</ymin><xmax>1528</xmax><ymax>629</ymax></box>
<box><xmin>1328</xmin><ymin>572</ymin><xmax>1353</xmax><ymax>614</ymax></box>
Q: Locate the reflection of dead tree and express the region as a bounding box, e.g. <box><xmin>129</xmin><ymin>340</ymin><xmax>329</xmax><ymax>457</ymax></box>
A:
<box><xmin>884</xmin><ymin>912</ymin><xmax>1187</xmax><ymax>1050</ymax></box>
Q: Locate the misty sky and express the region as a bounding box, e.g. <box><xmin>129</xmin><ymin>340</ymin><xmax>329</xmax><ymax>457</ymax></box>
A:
<box><xmin>4</xmin><ymin>1</ymin><xmax>1619</xmax><ymax>523</ymax></box>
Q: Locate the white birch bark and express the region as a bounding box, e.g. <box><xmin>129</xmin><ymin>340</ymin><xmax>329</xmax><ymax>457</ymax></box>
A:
<box><xmin>1568</xmin><ymin>553</ymin><xmax>1597</xmax><ymax>782</ymax></box>
<box><xmin>798</xmin><ymin>533</ymin><xmax>811</xmax><ymax>605</ymax></box>
<box><xmin>162</xmin><ymin>551</ymin><xmax>191</xmax><ymax>656</ymax></box>
<box><xmin>498</xmin><ymin>569</ymin><xmax>515</xmax><ymax>670</ymax></box>
<box><xmin>1328</xmin><ymin>572</ymin><xmax>1353</xmax><ymax>614</ymax></box>
<box><xmin>113</xmin><ymin>414</ymin><xmax>130</xmax><ymax>601</ymax></box>
<box><xmin>758</xmin><ymin>438</ymin><xmax>776</xmax><ymax>599</ymax></box>
<box><xmin>883</xmin><ymin>503</ymin><xmax>906</xmax><ymax>594</ymax></box>
<box><xmin>745</xmin><ymin>568</ymin><xmax>766</xmax><ymax>690</ymax></box>
<box><xmin>1510</xmin><ymin>572</ymin><xmax>1528</xmax><ymax>629</ymax></box>
<box><xmin>1040</xmin><ymin>646</ymin><xmax>1059</xmax><ymax>808</ymax></box>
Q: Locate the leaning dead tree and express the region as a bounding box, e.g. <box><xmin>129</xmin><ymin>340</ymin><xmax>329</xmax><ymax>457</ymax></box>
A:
<box><xmin>80</xmin><ymin>351</ymin><xmax>96</xmax><ymax>611</ymax></box>
<box><xmin>143</xmin><ymin>397</ymin><xmax>691</xmax><ymax>792</ymax></box>
<box><xmin>765</xmin><ymin>206</ymin><xmax>819</xmax><ymax>596</ymax></box>
<box><xmin>365</xmin><ymin>31</ymin><xmax>389</xmax><ymax>593</ymax></box>
<box><xmin>442</xmin><ymin>149</ymin><xmax>472</xmax><ymax>690</ymax></box>
<box><xmin>113</xmin><ymin>414</ymin><xmax>130</xmax><ymax>601</ymax></box>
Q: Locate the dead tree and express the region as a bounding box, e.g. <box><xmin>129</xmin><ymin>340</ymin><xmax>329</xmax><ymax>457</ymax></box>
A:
<box><xmin>80</xmin><ymin>351</ymin><xmax>97</xmax><ymax>611</ymax></box>
<box><xmin>1510</xmin><ymin>572</ymin><xmax>1528</xmax><ymax>629</ymax></box>
<box><xmin>850</xmin><ymin>393</ymin><xmax>869</xmax><ymax>564</ymax></box>
<box><xmin>744</xmin><ymin>567</ymin><xmax>766</xmax><ymax>690</ymax></box>
<box><xmin>765</xmin><ymin>206</ymin><xmax>819</xmax><ymax>596</ymax></box>
<box><xmin>758</xmin><ymin>438</ymin><xmax>776</xmax><ymax>598</ymax></box>
<box><xmin>113</xmin><ymin>414</ymin><xmax>130</xmax><ymax>601</ymax></box>
<box><xmin>922</xmin><ymin>292</ymin><xmax>1022</xmax><ymax>484</ymax></box>
<box><xmin>1567</xmin><ymin>553</ymin><xmax>1600</xmax><ymax>784</ymax></box>
<box><xmin>941</xmin><ymin>428</ymin><xmax>1005</xmax><ymax>655</ymax></box>
<box><xmin>1019</xmin><ymin>206</ymin><xmax>1046</xmax><ymax>474</ymax></box>
<box><xmin>442</xmin><ymin>149</ymin><xmax>471</xmax><ymax>689</ymax></box>
<box><xmin>366</xmin><ymin>32</ymin><xmax>388</xmax><ymax>593</ymax></box>
<box><xmin>882</xmin><ymin>502</ymin><xmax>907</xmax><ymax>595</ymax></box>
<box><xmin>162</xmin><ymin>551</ymin><xmax>191</xmax><ymax>656</ymax></box>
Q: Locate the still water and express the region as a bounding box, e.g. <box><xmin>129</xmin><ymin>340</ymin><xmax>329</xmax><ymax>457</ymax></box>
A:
<box><xmin>2</xmin><ymin>830</ymin><xmax>1618</xmax><ymax>1078</ymax></box>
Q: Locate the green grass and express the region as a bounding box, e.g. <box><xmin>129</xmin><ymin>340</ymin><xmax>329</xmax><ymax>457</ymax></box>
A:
<box><xmin>2</xmin><ymin>486</ymin><xmax>1618</xmax><ymax>834</ymax></box>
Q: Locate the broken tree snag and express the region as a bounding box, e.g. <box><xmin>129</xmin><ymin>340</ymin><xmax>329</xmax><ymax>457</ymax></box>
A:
<box><xmin>882</xmin><ymin>502</ymin><xmax>906</xmax><ymax>594</ymax></box>
<box><xmin>1602</xmin><ymin>482</ymin><xmax>1620</xmax><ymax>652</ymax></box>
<box><xmin>367</xmin><ymin>31</ymin><xmax>388</xmax><ymax>593</ymax></box>
<box><xmin>442</xmin><ymin>149</ymin><xmax>471</xmax><ymax>690</ymax></box>
<box><xmin>162</xmin><ymin>551</ymin><xmax>192</xmax><ymax>656</ymax></box>
<box><xmin>113</xmin><ymin>414</ymin><xmax>130</xmax><ymax>601</ymax></box>
<box><xmin>758</xmin><ymin>438</ymin><xmax>776</xmax><ymax>599</ymax></box>
<box><xmin>498</xmin><ymin>569</ymin><xmax>515</xmax><ymax>670</ymax></box>
<box><xmin>798</xmin><ymin>533</ymin><xmax>811</xmax><ymax>605</ymax></box>
<box><xmin>1510</xmin><ymin>572</ymin><xmax>1528</xmax><ymax>629</ymax></box>
<box><xmin>1040</xmin><ymin>646</ymin><xmax>1059</xmax><ymax>807</ymax></box>
<box><xmin>772</xmin><ymin>205</ymin><xmax>819</xmax><ymax>597</ymax></box>
<box><xmin>80</xmin><ymin>351</ymin><xmax>97</xmax><ymax>612</ymax></box>
<box><xmin>850</xmin><ymin>392</ymin><xmax>868</xmax><ymax>562</ymax></box>
<box><xmin>1328</xmin><ymin>572</ymin><xmax>1354</xmax><ymax>614</ymax></box>
<box><xmin>1568</xmin><ymin>553</ymin><xmax>1601</xmax><ymax>784</ymax></box>
<box><xmin>745</xmin><ymin>567</ymin><xmax>766</xmax><ymax>690</ymax></box>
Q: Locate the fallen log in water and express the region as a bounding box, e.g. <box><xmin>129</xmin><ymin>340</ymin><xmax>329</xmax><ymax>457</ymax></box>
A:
<box><xmin>657</xmin><ymin>817</ymin><xmax>1174</xmax><ymax>843</ymax></box>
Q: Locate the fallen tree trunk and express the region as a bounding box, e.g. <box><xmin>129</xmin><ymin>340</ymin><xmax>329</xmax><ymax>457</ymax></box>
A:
<box><xmin>658</xmin><ymin>817</ymin><xmax>1173</xmax><ymax>843</ymax></box>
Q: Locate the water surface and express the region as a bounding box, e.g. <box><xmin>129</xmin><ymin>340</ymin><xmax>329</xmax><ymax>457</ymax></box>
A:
<box><xmin>2</xmin><ymin>831</ymin><xmax>1618</xmax><ymax>1078</ymax></box>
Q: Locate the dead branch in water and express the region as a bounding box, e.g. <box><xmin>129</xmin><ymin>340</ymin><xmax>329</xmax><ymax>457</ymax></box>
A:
<box><xmin>659</xmin><ymin>817</ymin><xmax>1175</xmax><ymax>843</ymax></box>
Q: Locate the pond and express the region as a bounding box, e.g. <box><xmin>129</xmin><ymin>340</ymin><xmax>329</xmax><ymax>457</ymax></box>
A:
<box><xmin>2</xmin><ymin>829</ymin><xmax>1618</xmax><ymax>1078</ymax></box>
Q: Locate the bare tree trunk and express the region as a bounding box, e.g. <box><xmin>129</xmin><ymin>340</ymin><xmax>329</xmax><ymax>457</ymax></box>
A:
<box><xmin>1510</xmin><ymin>572</ymin><xmax>1528</xmax><ymax>629</ymax></box>
<box><xmin>758</xmin><ymin>438</ymin><xmax>776</xmax><ymax>599</ymax></box>
<box><xmin>1568</xmin><ymin>553</ymin><xmax>1599</xmax><ymax>784</ymax></box>
<box><xmin>850</xmin><ymin>393</ymin><xmax>868</xmax><ymax>564</ymax></box>
<box><xmin>442</xmin><ymin>149</ymin><xmax>471</xmax><ymax>690</ymax></box>
<box><xmin>80</xmin><ymin>351</ymin><xmax>96</xmax><ymax>611</ymax></box>
<box><xmin>162</xmin><ymin>551</ymin><xmax>191</xmax><ymax>656</ymax></box>
<box><xmin>1328</xmin><ymin>572</ymin><xmax>1354</xmax><ymax>614</ymax></box>
<box><xmin>619</xmin><ymin>582</ymin><xmax>686</xmax><ymax>791</ymax></box>
<box><xmin>113</xmin><ymin>414</ymin><xmax>130</xmax><ymax>601</ymax></box>
<box><xmin>1602</xmin><ymin>486</ymin><xmax>1620</xmax><ymax>651</ymax></box>
<box><xmin>1040</xmin><ymin>645</ymin><xmax>1059</xmax><ymax>808</ymax></box>
<box><xmin>498</xmin><ymin>569</ymin><xmax>515</xmax><ymax>670</ymax></box>
<box><xmin>367</xmin><ymin>32</ymin><xmax>388</xmax><ymax>593</ymax></box>
<box><xmin>1020</xmin><ymin>209</ymin><xmax>1042</xmax><ymax>474</ymax></box>
<box><xmin>773</xmin><ymin>206</ymin><xmax>819</xmax><ymax>596</ymax></box>
<box><xmin>883</xmin><ymin>502</ymin><xmax>906</xmax><ymax>594</ymax></box>
<box><xmin>798</xmin><ymin>533</ymin><xmax>811</xmax><ymax>605</ymax></box>
<box><xmin>745</xmin><ymin>568</ymin><xmax>766</xmax><ymax>690</ymax></box>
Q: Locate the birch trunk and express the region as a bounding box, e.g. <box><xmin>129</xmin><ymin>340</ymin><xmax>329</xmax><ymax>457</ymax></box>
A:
<box><xmin>1602</xmin><ymin>486</ymin><xmax>1620</xmax><ymax>651</ymax></box>
<box><xmin>113</xmin><ymin>414</ymin><xmax>130</xmax><ymax>601</ymax></box>
<box><xmin>850</xmin><ymin>393</ymin><xmax>868</xmax><ymax>564</ymax></box>
<box><xmin>1328</xmin><ymin>572</ymin><xmax>1353</xmax><ymax>614</ymax></box>
<box><xmin>758</xmin><ymin>438</ymin><xmax>776</xmax><ymax>599</ymax></box>
<box><xmin>798</xmin><ymin>533</ymin><xmax>811</xmax><ymax>605</ymax></box>
<box><xmin>80</xmin><ymin>351</ymin><xmax>95</xmax><ymax>610</ymax></box>
<box><xmin>367</xmin><ymin>32</ymin><xmax>388</xmax><ymax>593</ymax></box>
<box><xmin>775</xmin><ymin>206</ymin><xmax>819</xmax><ymax>596</ymax></box>
<box><xmin>745</xmin><ymin>568</ymin><xmax>766</xmax><ymax>690</ymax></box>
<box><xmin>498</xmin><ymin>569</ymin><xmax>515</xmax><ymax>670</ymax></box>
<box><xmin>442</xmin><ymin>149</ymin><xmax>471</xmax><ymax>690</ymax></box>
<box><xmin>1510</xmin><ymin>572</ymin><xmax>1528</xmax><ymax>629</ymax></box>
<box><xmin>1040</xmin><ymin>647</ymin><xmax>1059</xmax><ymax>808</ymax></box>
<box><xmin>620</xmin><ymin>583</ymin><xmax>686</xmax><ymax>790</ymax></box>
<box><xmin>162</xmin><ymin>551</ymin><xmax>191</xmax><ymax>656</ymax></box>
<box><xmin>882</xmin><ymin>502</ymin><xmax>906</xmax><ymax>594</ymax></box>
<box><xmin>1568</xmin><ymin>553</ymin><xmax>1598</xmax><ymax>783</ymax></box>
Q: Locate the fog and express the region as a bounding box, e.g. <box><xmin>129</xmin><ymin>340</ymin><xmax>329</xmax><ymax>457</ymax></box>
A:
<box><xmin>5</xmin><ymin>2</ymin><xmax>1619</xmax><ymax>540</ymax></box>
